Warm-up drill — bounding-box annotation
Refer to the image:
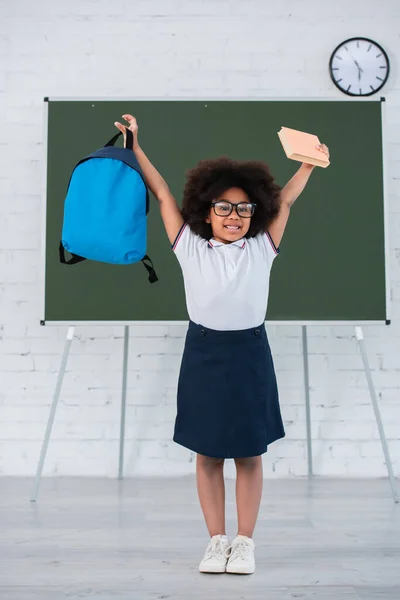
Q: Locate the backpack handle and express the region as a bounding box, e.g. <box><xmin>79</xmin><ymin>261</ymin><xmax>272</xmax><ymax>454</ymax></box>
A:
<box><xmin>104</xmin><ymin>128</ymin><xmax>134</xmax><ymax>150</ymax></box>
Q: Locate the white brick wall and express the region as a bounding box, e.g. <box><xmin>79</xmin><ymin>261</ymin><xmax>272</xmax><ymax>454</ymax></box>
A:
<box><xmin>1</xmin><ymin>0</ymin><xmax>399</xmax><ymax>478</ymax></box>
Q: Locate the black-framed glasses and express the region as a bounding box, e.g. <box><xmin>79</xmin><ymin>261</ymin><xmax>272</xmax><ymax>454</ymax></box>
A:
<box><xmin>211</xmin><ymin>200</ymin><xmax>256</xmax><ymax>218</ymax></box>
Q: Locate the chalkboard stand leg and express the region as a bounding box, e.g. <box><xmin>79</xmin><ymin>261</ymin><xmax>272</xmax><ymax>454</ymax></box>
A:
<box><xmin>30</xmin><ymin>327</ymin><xmax>75</xmax><ymax>502</ymax></box>
<box><xmin>301</xmin><ymin>326</ymin><xmax>313</xmax><ymax>478</ymax></box>
<box><xmin>355</xmin><ymin>327</ymin><xmax>399</xmax><ymax>504</ymax></box>
<box><xmin>118</xmin><ymin>326</ymin><xmax>129</xmax><ymax>479</ymax></box>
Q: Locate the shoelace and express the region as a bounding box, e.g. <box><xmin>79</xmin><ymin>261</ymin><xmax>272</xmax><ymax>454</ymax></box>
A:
<box><xmin>227</xmin><ymin>539</ymin><xmax>253</xmax><ymax>563</ymax></box>
<box><xmin>204</xmin><ymin>537</ymin><xmax>227</xmax><ymax>561</ymax></box>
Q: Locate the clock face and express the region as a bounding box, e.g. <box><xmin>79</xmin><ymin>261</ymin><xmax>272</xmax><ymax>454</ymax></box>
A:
<box><xmin>329</xmin><ymin>37</ymin><xmax>390</xmax><ymax>96</ymax></box>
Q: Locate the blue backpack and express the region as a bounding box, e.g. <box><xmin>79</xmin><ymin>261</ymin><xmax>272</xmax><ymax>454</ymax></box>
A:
<box><xmin>59</xmin><ymin>129</ymin><xmax>158</xmax><ymax>283</ymax></box>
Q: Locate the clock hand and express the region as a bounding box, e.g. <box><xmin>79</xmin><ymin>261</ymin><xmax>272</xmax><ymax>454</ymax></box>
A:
<box><xmin>353</xmin><ymin>59</ymin><xmax>364</xmax><ymax>73</ymax></box>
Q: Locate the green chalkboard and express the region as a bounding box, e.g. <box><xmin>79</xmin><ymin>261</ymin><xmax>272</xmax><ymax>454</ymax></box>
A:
<box><xmin>43</xmin><ymin>99</ymin><xmax>388</xmax><ymax>323</ymax></box>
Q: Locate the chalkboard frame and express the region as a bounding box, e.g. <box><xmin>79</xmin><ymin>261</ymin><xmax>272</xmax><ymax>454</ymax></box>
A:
<box><xmin>40</xmin><ymin>97</ymin><xmax>391</xmax><ymax>326</ymax></box>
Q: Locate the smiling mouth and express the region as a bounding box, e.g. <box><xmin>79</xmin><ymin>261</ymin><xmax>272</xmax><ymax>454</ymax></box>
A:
<box><xmin>224</xmin><ymin>225</ymin><xmax>241</xmax><ymax>231</ymax></box>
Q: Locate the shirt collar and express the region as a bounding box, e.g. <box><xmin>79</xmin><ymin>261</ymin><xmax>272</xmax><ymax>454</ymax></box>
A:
<box><xmin>208</xmin><ymin>238</ymin><xmax>246</xmax><ymax>249</ymax></box>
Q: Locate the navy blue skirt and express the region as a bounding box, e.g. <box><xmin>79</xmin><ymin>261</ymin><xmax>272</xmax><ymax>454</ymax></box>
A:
<box><xmin>173</xmin><ymin>321</ymin><xmax>285</xmax><ymax>459</ymax></box>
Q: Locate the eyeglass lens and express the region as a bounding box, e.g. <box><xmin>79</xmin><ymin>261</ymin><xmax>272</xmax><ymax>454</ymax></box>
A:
<box><xmin>213</xmin><ymin>201</ymin><xmax>255</xmax><ymax>217</ymax></box>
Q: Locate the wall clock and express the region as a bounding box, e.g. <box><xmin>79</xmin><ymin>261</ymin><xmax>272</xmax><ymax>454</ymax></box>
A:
<box><xmin>329</xmin><ymin>37</ymin><xmax>390</xmax><ymax>97</ymax></box>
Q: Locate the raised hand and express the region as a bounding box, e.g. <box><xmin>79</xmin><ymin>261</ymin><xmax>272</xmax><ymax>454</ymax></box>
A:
<box><xmin>114</xmin><ymin>114</ymin><xmax>139</xmax><ymax>149</ymax></box>
<box><xmin>316</xmin><ymin>143</ymin><xmax>330</xmax><ymax>160</ymax></box>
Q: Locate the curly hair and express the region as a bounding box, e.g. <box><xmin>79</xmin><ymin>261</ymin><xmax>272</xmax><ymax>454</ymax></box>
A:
<box><xmin>181</xmin><ymin>157</ymin><xmax>281</xmax><ymax>240</ymax></box>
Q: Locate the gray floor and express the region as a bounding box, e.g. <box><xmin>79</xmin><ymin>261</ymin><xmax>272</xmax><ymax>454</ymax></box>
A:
<box><xmin>0</xmin><ymin>477</ymin><xmax>399</xmax><ymax>599</ymax></box>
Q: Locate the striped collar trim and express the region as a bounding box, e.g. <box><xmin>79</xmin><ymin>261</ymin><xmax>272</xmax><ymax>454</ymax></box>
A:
<box><xmin>208</xmin><ymin>238</ymin><xmax>246</xmax><ymax>249</ymax></box>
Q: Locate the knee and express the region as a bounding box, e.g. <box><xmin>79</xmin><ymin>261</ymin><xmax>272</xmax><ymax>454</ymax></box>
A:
<box><xmin>197</xmin><ymin>454</ymin><xmax>225</xmax><ymax>472</ymax></box>
<box><xmin>234</xmin><ymin>456</ymin><xmax>262</xmax><ymax>471</ymax></box>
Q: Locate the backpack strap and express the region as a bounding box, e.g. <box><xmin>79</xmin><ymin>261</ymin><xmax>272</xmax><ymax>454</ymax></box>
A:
<box><xmin>59</xmin><ymin>242</ymin><xmax>86</xmax><ymax>265</ymax></box>
<box><xmin>60</xmin><ymin>242</ymin><xmax>158</xmax><ymax>284</ymax></box>
<box><xmin>104</xmin><ymin>129</ymin><xmax>157</xmax><ymax>282</ymax></box>
<box><xmin>141</xmin><ymin>255</ymin><xmax>158</xmax><ymax>284</ymax></box>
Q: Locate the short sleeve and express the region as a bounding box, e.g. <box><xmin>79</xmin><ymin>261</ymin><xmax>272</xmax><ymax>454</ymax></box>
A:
<box><xmin>259</xmin><ymin>230</ymin><xmax>280</xmax><ymax>265</ymax></box>
<box><xmin>171</xmin><ymin>223</ymin><xmax>203</xmax><ymax>268</ymax></box>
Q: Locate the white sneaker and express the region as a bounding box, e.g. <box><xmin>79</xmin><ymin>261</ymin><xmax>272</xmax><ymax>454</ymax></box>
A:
<box><xmin>199</xmin><ymin>534</ymin><xmax>230</xmax><ymax>573</ymax></box>
<box><xmin>226</xmin><ymin>535</ymin><xmax>255</xmax><ymax>574</ymax></box>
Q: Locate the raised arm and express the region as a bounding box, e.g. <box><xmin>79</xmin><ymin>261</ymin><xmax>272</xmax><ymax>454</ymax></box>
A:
<box><xmin>115</xmin><ymin>114</ymin><xmax>184</xmax><ymax>245</ymax></box>
<box><xmin>268</xmin><ymin>144</ymin><xmax>330</xmax><ymax>249</ymax></box>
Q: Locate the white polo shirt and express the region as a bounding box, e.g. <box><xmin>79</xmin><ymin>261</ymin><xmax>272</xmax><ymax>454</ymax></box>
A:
<box><xmin>172</xmin><ymin>224</ymin><xmax>279</xmax><ymax>331</ymax></box>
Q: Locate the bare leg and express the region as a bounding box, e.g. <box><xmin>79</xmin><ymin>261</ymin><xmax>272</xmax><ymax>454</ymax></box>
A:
<box><xmin>234</xmin><ymin>456</ymin><xmax>263</xmax><ymax>538</ymax></box>
<box><xmin>196</xmin><ymin>454</ymin><xmax>226</xmax><ymax>537</ymax></box>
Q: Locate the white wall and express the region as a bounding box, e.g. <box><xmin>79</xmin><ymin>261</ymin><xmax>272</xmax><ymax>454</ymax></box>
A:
<box><xmin>0</xmin><ymin>0</ymin><xmax>399</xmax><ymax>478</ymax></box>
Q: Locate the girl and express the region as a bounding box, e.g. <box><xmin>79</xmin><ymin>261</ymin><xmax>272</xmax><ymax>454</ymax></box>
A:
<box><xmin>115</xmin><ymin>114</ymin><xmax>330</xmax><ymax>575</ymax></box>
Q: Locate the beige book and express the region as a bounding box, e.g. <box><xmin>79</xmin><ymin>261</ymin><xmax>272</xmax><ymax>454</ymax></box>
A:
<box><xmin>277</xmin><ymin>126</ymin><xmax>330</xmax><ymax>168</ymax></box>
